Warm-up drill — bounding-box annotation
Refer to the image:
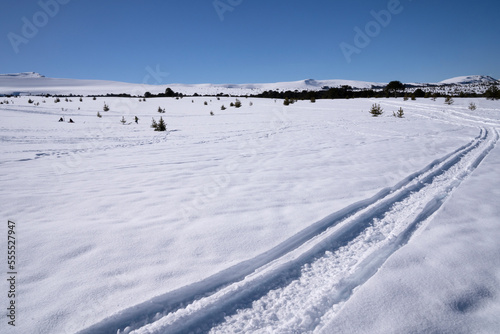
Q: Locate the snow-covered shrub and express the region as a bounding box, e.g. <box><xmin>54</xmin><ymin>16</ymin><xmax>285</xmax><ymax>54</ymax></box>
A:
<box><xmin>397</xmin><ymin>107</ymin><xmax>404</xmax><ymax>118</ymax></box>
<box><xmin>370</xmin><ymin>103</ymin><xmax>384</xmax><ymax>117</ymax></box>
<box><xmin>156</xmin><ymin>117</ymin><xmax>167</xmax><ymax>131</ymax></box>
<box><xmin>151</xmin><ymin>117</ymin><xmax>166</xmax><ymax>131</ymax></box>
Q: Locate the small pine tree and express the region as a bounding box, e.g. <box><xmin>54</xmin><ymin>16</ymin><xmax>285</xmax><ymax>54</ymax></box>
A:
<box><xmin>204</xmin><ymin>101</ymin><xmax>208</xmax><ymax>106</ymax></box>
<box><xmin>370</xmin><ymin>103</ymin><xmax>384</xmax><ymax>117</ymax></box>
<box><xmin>120</xmin><ymin>116</ymin><xmax>127</xmax><ymax>125</ymax></box>
<box><xmin>403</xmin><ymin>93</ymin><xmax>409</xmax><ymax>101</ymax></box>
<box><xmin>97</xmin><ymin>111</ymin><xmax>102</xmax><ymax>118</ymax></box>
<box><xmin>445</xmin><ymin>96</ymin><xmax>454</xmax><ymax>105</ymax></box>
<box><xmin>230</xmin><ymin>102</ymin><xmax>234</xmax><ymax>107</ymax></box>
<box><xmin>397</xmin><ymin>107</ymin><xmax>404</xmax><ymax>118</ymax></box>
<box><xmin>234</xmin><ymin>99</ymin><xmax>242</xmax><ymax>108</ymax></box>
<box><xmin>80</xmin><ymin>97</ymin><xmax>83</xmax><ymax>102</ymax></box>
<box><xmin>284</xmin><ymin>97</ymin><xmax>290</xmax><ymax>106</ymax></box>
<box><xmin>103</xmin><ymin>103</ymin><xmax>110</xmax><ymax>111</ymax></box>
<box><xmin>221</xmin><ymin>105</ymin><xmax>226</xmax><ymax>110</ymax></box>
<box><xmin>155</xmin><ymin>117</ymin><xmax>167</xmax><ymax>131</ymax></box>
<box><xmin>210</xmin><ymin>111</ymin><xmax>214</xmax><ymax>116</ymax></box>
<box><xmin>158</xmin><ymin>106</ymin><xmax>165</xmax><ymax>113</ymax></box>
<box><xmin>28</xmin><ymin>99</ymin><xmax>34</xmax><ymax>104</ymax></box>
<box><xmin>310</xmin><ymin>96</ymin><xmax>316</xmax><ymax>103</ymax></box>
<box><xmin>54</xmin><ymin>98</ymin><xmax>60</xmax><ymax>103</ymax></box>
<box><xmin>249</xmin><ymin>101</ymin><xmax>253</xmax><ymax>106</ymax></box>
<box><xmin>151</xmin><ymin>118</ymin><xmax>158</xmax><ymax>129</ymax></box>
<box><xmin>468</xmin><ymin>102</ymin><xmax>477</xmax><ymax>111</ymax></box>
<box><xmin>411</xmin><ymin>94</ymin><xmax>416</xmax><ymax>101</ymax></box>
<box><xmin>93</xmin><ymin>96</ymin><xmax>97</xmax><ymax>100</ymax></box>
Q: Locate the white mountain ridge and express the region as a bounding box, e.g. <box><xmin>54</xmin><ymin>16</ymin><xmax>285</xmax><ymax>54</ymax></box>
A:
<box><xmin>0</xmin><ymin>73</ymin><xmax>497</xmax><ymax>96</ymax></box>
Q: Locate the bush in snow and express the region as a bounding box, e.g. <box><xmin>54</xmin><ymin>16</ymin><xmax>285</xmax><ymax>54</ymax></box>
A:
<box><xmin>221</xmin><ymin>105</ymin><xmax>226</xmax><ymax>110</ymax></box>
<box><xmin>150</xmin><ymin>118</ymin><xmax>157</xmax><ymax>129</ymax></box>
<box><xmin>151</xmin><ymin>117</ymin><xmax>167</xmax><ymax>131</ymax></box>
<box><xmin>28</xmin><ymin>99</ymin><xmax>34</xmax><ymax>104</ymax></box>
<box><xmin>468</xmin><ymin>102</ymin><xmax>477</xmax><ymax>111</ymax></box>
<box><xmin>370</xmin><ymin>103</ymin><xmax>384</xmax><ymax>117</ymax></box>
<box><xmin>158</xmin><ymin>106</ymin><xmax>165</xmax><ymax>113</ymax></box>
<box><xmin>97</xmin><ymin>111</ymin><xmax>102</xmax><ymax>118</ymax></box>
<box><xmin>234</xmin><ymin>99</ymin><xmax>242</xmax><ymax>108</ymax></box>
<box><xmin>155</xmin><ymin>117</ymin><xmax>167</xmax><ymax>131</ymax></box>
<box><xmin>393</xmin><ymin>107</ymin><xmax>404</xmax><ymax>118</ymax></box>
<box><xmin>444</xmin><ymin>96</ymin><xmax>454</xmax><ymax>105</ymax></box>
<box><xmin>120</xmin><ymin>116</ymin><xmax>127</xmax><ymax>125</ymax></box>
<box><xmin>485</xmin><ymin>85</ymin><xmax>500</xmax><ymax>100</ymax></box>
<box><xmin>103</xmin><ymin>103</ymin><xmax>110</xmax><ymax>111</ymax></box>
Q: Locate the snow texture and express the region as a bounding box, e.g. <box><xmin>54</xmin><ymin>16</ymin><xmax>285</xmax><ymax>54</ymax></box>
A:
<box><xmin>0</xmin><ymin>89</ymin><xmax>499</xmax><ymax>334</ymax></box>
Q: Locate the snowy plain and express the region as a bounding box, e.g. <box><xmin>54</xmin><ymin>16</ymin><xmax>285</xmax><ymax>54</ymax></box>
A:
<box><xmin>0</xmin><ymin>94</ymin><xmax>499</xmax><ymax>334</ymax></box>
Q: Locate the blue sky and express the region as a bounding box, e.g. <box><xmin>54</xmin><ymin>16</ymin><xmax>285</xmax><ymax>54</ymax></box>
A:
<box><xmin>1</xmin><ymin>0</ymin><xmax>499</xmax><ymax>84</ymax></box>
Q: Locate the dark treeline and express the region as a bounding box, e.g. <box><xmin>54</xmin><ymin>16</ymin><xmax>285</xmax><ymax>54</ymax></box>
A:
<box><xmin>5</xmin><ymin>82</ymin><xmax>498</xmax><ymax>100</ymax></box>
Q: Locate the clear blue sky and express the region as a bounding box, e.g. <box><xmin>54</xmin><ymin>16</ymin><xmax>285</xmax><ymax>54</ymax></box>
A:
<box><xmin>1</xmin><ymin>0</ymin><xmax>499</xmax><ymax>84</ymax></box>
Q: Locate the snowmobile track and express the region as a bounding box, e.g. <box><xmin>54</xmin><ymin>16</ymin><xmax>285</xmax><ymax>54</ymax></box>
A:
<box><xmin>79</xmin><ymin>126</ymin><xmax>498</xmax><ymax>334</ymax></box>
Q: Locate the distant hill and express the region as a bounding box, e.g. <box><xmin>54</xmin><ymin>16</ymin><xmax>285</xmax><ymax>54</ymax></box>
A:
<box><xmin>0</xmin><ymin>72</ymin><xmax>45</xmax><ymax>78</ymax></box>
<box><xmin>439</xmin><ymin>75</ymin><xmax>499</xmax><ymax>85</ymax></box>
<box><xmin>0</xmin><ymin>72</ymin><xmax>497</xmax><ymax>96</ymax></box>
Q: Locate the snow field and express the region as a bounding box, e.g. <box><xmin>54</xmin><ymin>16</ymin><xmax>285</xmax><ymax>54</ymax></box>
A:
<box><xmin>0</xmin><ymin>96</ymin><xmax>499</xmax><ymax>333</ymax></box>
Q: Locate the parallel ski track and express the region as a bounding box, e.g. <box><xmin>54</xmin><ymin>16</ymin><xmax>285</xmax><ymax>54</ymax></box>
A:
<box><xmin>79</xmin><ymin>124</ymin><xmax>498</xmax><ymax>334</ymax></box>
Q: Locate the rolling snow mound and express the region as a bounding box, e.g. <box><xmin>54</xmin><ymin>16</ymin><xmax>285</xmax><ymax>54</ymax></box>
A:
<box><xmin>439</xmin><ymin>75</ymin><xmax>498</xmax><ymax>85</ymax></box>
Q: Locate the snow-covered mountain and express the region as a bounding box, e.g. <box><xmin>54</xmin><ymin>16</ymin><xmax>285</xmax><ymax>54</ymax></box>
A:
<box><xmin>0</xmin><ymin>72</ymin><xmax>497</xmax><ymax>96</ymax></box>
<box><xmin>439</xmin><ymin>75</ymin><xmax>498</xmax><ymax>85</ymax></box>
<box><xmin>0</xmin><ymin>72</ymin><xmax>45</xmax><ymax>78</ymax></box>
